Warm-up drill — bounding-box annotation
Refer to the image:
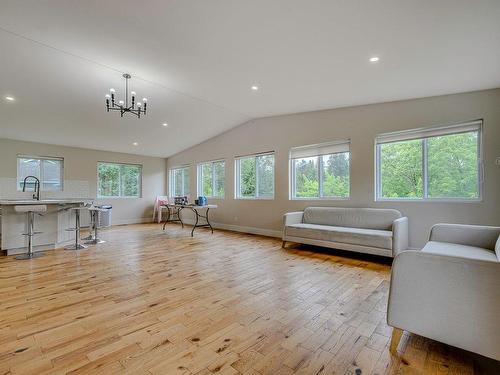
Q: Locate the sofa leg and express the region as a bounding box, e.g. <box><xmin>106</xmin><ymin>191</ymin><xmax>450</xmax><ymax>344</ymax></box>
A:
<box><xmin>282</xmin><ymin>241</ymin><xmax>286</xmax><ymax>248</ymax></box>
<box><xmin>390</xmin><ymin>328</ymin><xmax>403</xmax><ymax>354</ymax></box>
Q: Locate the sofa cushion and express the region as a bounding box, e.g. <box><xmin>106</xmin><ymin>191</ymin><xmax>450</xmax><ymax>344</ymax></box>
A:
<box><xmin>286</xmin><ymin>223</ymin><xmax>393</xmax><ymax>249</ymax></box>
<box><xmin>422</xmin><ymin>241</ymin><xmax>498</xmax><ymax>262</ymax></box>
<box><xmin>303</xmin><ymin>207</ymin><xmax>401</xmax><ymax>230</ymax></box>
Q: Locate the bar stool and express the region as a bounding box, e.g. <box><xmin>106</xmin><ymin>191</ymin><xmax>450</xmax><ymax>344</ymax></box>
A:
<box><xmin>64</xmin><ymin>207</ymin><xmax>87</xmax><ymax>250</ymax></box>
<box><xmin>85</xmin><ymin>207</ymin><xmax>106</xmax><ymax>245</ymax></box>
<box><xmin>14</xmin><ymin>205</ymin><xmax>47</xmax><ymax>260</ymax></box>
<box><xmin>81</xmin><ymin>204</ymin><xmax>95</xmax><ymax>241</ymax></box>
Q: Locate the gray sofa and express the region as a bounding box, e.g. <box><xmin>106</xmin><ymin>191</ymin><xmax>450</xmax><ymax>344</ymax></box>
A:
<box><xmin>388</xmin><ymin>223</ymin><xmax>500</xmax><ymax>360</ymax></box>
<box><xmin>282</xmin><ymin>207</ymin><xmax>408</xmax><ymax>257</ymax></box>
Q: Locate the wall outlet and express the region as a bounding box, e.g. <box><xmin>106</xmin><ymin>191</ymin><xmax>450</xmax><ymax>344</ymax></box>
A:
<box><xmin>496</xmin><ymin>157</ymin><xmax>500</xmax><ymax>166</ymax></box>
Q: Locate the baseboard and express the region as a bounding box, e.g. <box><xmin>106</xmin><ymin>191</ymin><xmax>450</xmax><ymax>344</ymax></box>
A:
<box><xmin>112</xmin><ymin>217</ymin><xmax>153</xmax><ymax>226</ymax></box>
<box><xmin>180</xmin><ymin>218</ymin><xmax>282</xmax><ymax>238</ymax></box>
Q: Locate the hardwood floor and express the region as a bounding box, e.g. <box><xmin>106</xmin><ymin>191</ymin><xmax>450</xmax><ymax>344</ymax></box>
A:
<box><xmin>0</xmin><ymin>223</ymin><xmax>495</xmax><ymax>374</ymax></box>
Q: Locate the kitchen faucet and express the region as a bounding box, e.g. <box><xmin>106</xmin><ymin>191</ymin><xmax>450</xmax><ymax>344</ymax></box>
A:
<box><xmin>22</xmin><ymin>176</ymin><xmax>41</xmax><ymax>201</ymax></box>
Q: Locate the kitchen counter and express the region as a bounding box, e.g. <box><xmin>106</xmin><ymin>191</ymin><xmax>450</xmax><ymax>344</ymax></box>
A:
<box><xmin>0</xmin><ymin>199</ymin><xmax>93</xmax><ymax>255</ymax></box>
<box><xmin>0</xmin><ymin>199</ymin><xmax>91</xmax><ymax>205</ymax></box>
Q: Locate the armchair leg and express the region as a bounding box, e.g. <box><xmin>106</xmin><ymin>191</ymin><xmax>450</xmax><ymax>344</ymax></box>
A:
<box><xmin>282</xmin><ymin>241</ymin><xmax>286</xmax><ymax>248</ymax></box>
<box><xmin>390</xmin><ymin>328</ymin><xmax>403</xmax><ymax>354</ymax></box>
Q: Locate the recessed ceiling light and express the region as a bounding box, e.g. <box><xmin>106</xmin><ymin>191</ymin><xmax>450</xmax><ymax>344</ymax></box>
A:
<box><xmin>163</xmin><ymin>123</ymin><xmax>168</xmax><ymax>127</ymax></box>
<box><xmin>4</xmin><ymin>96</ymin><xmax>15</xmax><ymax>101</ymax></box>
<box><xmin>369</xmin><ymin>56</ymin><xmax>380</xmax><ymax>63</ymax></box>
<box><xmin>251</xmin><ymin>85</ymin><xmax>259</xmax><ymax>91</ymax></box>
<box><xmin>132</xmin><ymin>142</ymin><xmax>138</xmax><ymax>146</ymax></box>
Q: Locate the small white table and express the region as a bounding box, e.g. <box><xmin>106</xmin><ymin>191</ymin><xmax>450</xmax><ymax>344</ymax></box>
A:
<box><xmin>161</xmin><ymin>204</ymin><xmax>217</xmax><ymax>237</ymax></box>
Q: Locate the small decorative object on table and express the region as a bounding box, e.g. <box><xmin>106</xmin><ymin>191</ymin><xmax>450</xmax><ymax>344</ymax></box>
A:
<box><xmin>174</xmin><ymin>196</ymin><xmax>188</xmax><ymax>205</ymax></box>
<box><xmin>197</xmin><ymin>196</ymin><xmax>207</xmax><ymax>206</ymax></box>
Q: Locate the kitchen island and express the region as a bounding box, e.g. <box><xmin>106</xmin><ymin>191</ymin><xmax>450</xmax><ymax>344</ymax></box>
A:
<box><xmin>0</xmin><ymin>199</ymin><xmax>91</xmax><ymax>255</ymax></box>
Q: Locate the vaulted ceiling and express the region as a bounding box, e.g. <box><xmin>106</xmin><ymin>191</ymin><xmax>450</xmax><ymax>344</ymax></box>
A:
<box><xmin>1</xmin><ymin>1</ymin><xmax>499</xmax><ymax>157</ymax></box>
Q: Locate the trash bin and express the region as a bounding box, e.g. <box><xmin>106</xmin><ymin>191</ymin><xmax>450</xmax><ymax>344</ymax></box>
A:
<box><xmin>97</xmin><ymin>205</ymin><xmax>112</xmax><ymax>227</ymax></box>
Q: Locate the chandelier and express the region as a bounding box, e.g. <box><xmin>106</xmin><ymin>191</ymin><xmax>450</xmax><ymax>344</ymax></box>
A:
<box><xmin>105</xmin><ymin>74</ymin><xmax>147</xmax><ymax>118</ymax></box>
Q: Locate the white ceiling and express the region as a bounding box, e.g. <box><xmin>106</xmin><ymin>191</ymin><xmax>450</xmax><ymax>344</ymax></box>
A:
<box><xmin>1</xmin><ymin>0</ymin><xmax>499</xmax><ymax>158</ymax></box>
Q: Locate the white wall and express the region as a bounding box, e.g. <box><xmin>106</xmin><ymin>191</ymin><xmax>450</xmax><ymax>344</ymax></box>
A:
<box><xmin>0</xmin><ymin>138</ymin><xmax>167</xmax><ymax>225</ymax></box>
<box><xmin>167</xmin><ymin>89</ymin><xmax>500</xmax><ymax>248</ymax></box>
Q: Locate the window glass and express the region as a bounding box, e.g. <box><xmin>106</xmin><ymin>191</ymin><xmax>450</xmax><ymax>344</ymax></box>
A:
<box><xmin>198</xmin><ymin>161</ymin><xmax>225</xmax><ymax>198</ymax></box>
<box><xmin>427</xmin><ymin>132</ymin><xmax>479</xmax><ymax>199</ymax></box>
<box><xmin>322</xmin><ymin>152</ymin><xmax>349</xmax><ymax>198</ymax></box>
<box><xmin>380</xmin><ymin>139</ymin><xmax>423</xmax><ymax>199</ymax></box>
<box><xmin>290</xmin><ymin>141</ymin><xmax>350</xmax><ymax>199</ymax></box>
<box><xmin>293</xmin><ymin>157</ymin><xmax>319</xmax><ymax>198</ymax></box>
<box><xmin>170</xmin><ymin>167</ymin><xmax>190</xmax><ymax>197</ymax></box>
<box><xmin>257</xmin><ymin>155</ymin><xmax>275</xmax><ymax>198</ymax></box>
<box><xmin>17</xmin><ymin>156</ymin><xmax>63</xmax><ymax>192</ymax></box>
<box><xmin>98</xmin><ymin>162</ymin><xmax>141</xmax><ymax>198</ymax></box>
<box><xmin>213</xmin><ymin>161</ymin><xmax>225</xmax><ymax>198</ymax></box>
<box><xmin>376</xmin><ymin>121</ymin><xmax>481</xmax><ymax>200</ymax></box>
<box><xmin>239</xmin><ymin>156</ymin><xmax>256</xmax><ymax>198</ymax></box>
<box><xmin>236</xmin><ymin>153</ymin><xmax>274</xmax><ymax>199</ymax></box>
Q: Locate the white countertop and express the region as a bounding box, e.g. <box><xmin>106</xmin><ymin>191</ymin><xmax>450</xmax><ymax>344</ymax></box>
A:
<box><xmin>0</xmin><ymin>199</ymin><xmax>91</xmax><ymax>205</ymax></box>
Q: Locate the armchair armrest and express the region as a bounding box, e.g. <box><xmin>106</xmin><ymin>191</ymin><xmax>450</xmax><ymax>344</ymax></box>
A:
<box><xmin>388</xmin><ymin>250</ymin><xmax>500</xmax><ymax>360</ymax></box>
<box><xmin>429</xmin><ymin>223</ymin><xmax>500</xmax><ymax>250</ymax></box>
<box><xmin>392</xmin><ymin>217</ymin><xmax>409</xmax><ymax>256</ymax></box>
<box><xmin>496</xmin><ymin>236</ymin><xmax>500</xmax><ymax>261</ymax></box>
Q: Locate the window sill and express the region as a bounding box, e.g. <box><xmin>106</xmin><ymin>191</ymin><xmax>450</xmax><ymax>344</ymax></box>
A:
<box><xmin>375</xmin><ymin>198</ymin><xmax>482</xmax><ymax>203</ymax></box>
<box><xmin>290</xmin><ymin>197</ymin><xmax>350</xmax><ymax>201</ymax></box>
<box><xmin>97</xmin><ymin>196</ymin><xmax>142</xmax><ymax>199</ymax></box>
<box><xmin>234</xmin><ymin>197</ymin><xmax>275</xmax><ymax>200</ymax></box>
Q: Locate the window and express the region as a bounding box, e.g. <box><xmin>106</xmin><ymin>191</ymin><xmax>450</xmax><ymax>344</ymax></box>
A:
<box><xmin>197</xmin><ymin>160</ymin><xmax>225</xmax><ymax>198</ymax></box>
<box><xmin>376</xmin><ymin>120</ymin><xmax>482</xmax><ymax>201</ymax></box>
<box><xmin>169</xmin><ymin>166</ymin><xmax>190</xmax><ymax>197</ymax></box>
<box><xmin>17</xmin><ymin>155</ymin><xmax>64</xmax><ymax>191</ymax></box>
<box><xmin>235</xmin><ymin>152</ymin><xmax>275</xmax><ymax>199</ymax></box>
<box><xmin>98</xmin><ymin>162</ymin><xmax>142</xmax><ymax>198</ymax></box>
<box><xmin>290</xmin><ymin>141</ymin><xmax>350</xmax><ymax>199</ymax></box>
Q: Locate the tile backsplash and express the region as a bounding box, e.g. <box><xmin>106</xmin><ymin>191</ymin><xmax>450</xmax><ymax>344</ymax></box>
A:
<box><xmin>0</xmin><ymin>177</ymin><xmax>92</xmax><ymax>199</ymax></box>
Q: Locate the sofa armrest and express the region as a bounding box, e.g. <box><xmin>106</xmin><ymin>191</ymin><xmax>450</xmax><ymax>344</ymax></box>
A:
<box><xmin>282</xmin><ymin>212</ymin><xmax>303</xmax><ymax>239</ymax></box>
<box><xmin>283</xmin><ymin>211</ymin><xmax>303</xmax><ymax>226</ymax></box>
<box><xmin>496</xmin><ymin>235</ymin><xmax>500</xmax><ymax>261</ymax></box>
<box><xmin>429</xmin><ymin>223</ymin><xmax>500</xmax><ymax>250</ymax></box>
<box><xmin>392</xmin><ymin>217</ymin><xmax>409</xmax><ymax>256</ymax></box>
<box><xmin>388</xmin><ymin>250</ymin><xmax>500</xmax><ymax>360</ymax></box>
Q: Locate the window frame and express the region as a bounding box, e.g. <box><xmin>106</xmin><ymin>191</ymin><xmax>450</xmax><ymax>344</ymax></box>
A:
<box><xmin>234</xmin><ymin>151</ymin><xmax>275</xmax><ymax>200</ymax></box>
<box><xmin>169</xmin><ymin>165</ymin><xmax>190</xmax><ymax>197</ymax></box>
<box><xmin>375</xmin><ymin>120</ymin><xmax>483</xmax><ymax>202</ymax></box>
<box><xmin>97</xmin><ymin>161</ymin><xmax>143</xmax><ymax>199</ymax></box>
<box><xmin>17</xmin><ymin>155</ymin><xmax>64</xmax><ymax>192</ymax></box>
<box><xmin>289</xmin><ymin>142</ymin><xmax>351</xmax><ymax>200</ymax></box>
<box><xmin>197</xmin><ymin>159</ymin><xmax>225</xmax><ymax>199</ymax></box>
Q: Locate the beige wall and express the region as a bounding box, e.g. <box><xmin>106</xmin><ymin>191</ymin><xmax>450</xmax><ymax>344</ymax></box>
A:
<box><xmin>0</xmin><ymin>138</ymin><xmax>167</xmax><ymax>224</ymax></box>
<box><xmin>167</xmin><ymin>89</ymin><xmax>500</xmax><ymax>248</ymax></box>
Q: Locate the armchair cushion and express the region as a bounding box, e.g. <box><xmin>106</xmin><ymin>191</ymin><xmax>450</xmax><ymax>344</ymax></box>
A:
<box><xmin>422</xmin><ymin>241</ymin><xmax>498</xmax><ymax>262</ymax></box>
<box><xmin>286</xmin><ymin>223</ymin><xmax>392</xmax><ymax>250</ymax></box>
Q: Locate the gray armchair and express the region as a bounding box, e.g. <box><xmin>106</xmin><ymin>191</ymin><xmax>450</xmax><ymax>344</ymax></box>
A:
<box><xmin>388</xmin><ymin>223</ymin><xmax>500</xmax><ymax>360</ymax></box>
